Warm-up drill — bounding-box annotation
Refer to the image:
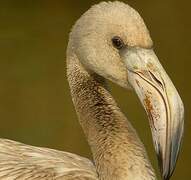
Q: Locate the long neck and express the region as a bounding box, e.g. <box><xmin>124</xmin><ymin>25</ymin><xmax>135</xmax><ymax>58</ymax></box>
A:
<box><xmin>67</xmin><ymin>52</ymin><xmax>156</xmax><ymax>180</ymax></box>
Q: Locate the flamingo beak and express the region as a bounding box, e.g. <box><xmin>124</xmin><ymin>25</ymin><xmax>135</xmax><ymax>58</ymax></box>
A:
<box><xmin>121</xmin><ymin>47</ymin><xmax>184</xmax><ymax>180</ymax></box>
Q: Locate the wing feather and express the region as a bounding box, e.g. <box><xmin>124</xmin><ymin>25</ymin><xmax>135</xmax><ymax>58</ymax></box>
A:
<box><xmin>0</xmin><ymin>139</ymin><xmax>98</xmax><ymax>179</ymax></box>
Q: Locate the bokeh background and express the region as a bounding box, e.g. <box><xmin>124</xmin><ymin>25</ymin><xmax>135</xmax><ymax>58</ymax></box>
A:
<box><xmin>0</xmin><ymin>0</ymin><xmax>190</xmax><ymax>179</ymax></box>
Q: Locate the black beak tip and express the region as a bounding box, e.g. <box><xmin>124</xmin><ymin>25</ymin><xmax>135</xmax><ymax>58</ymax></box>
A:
<box><xmin>162</xmin><ymin>169</ymin><xmax>172</xmax><ymax>180</ymax></box>
<box><xmin>157</xmin><ymin>148</ymin><xmax>173</xmax><ymax>180</ymax></box>
<box><xmin>160</xmin><ymin>162</ymin><xmax>173</xmax><ymax>180</ymax></box>
<box><xmin>163</xmin><ymin>176</ymin><xmax>170</xmax><ymax>180</ymax></box>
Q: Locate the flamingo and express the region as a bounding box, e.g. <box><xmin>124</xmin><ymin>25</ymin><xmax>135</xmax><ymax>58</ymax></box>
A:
<box><xmin>0</xmin><ymin>1</ymin><xmax>184</xmax><ymax>180</ymax></box>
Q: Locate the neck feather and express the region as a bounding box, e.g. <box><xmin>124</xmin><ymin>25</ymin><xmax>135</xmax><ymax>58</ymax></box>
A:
<box><xmin>67</xmin><ymin>51</ymin><xmax>156</xmax><ymax>180</ymax></box>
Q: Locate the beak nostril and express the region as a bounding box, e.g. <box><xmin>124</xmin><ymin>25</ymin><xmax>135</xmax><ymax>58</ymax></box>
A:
<box><xmin>149</xmin><ymin>71</ymin><xmax>164</xmax><ymax>90</ymax></box>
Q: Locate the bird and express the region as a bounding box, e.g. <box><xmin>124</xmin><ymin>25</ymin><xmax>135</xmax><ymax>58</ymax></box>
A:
<box><xmin>0</xmin><ymin>1</ymin><xmax>184</xmax><ymax>180</ymax></box>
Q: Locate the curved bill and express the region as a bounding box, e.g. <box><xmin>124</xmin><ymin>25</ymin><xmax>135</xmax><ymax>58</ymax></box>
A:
<box><xmin>121</xmin><ymin>47</ymin><xmax>184</xmax><ymax>180</ymax></box>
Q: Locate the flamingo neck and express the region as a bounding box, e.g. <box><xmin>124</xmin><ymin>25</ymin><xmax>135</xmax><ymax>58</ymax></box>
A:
<box><xmin>67</xmin><ymin>52</ymin><xmax>156</xmax><ymax>180</ymax></box>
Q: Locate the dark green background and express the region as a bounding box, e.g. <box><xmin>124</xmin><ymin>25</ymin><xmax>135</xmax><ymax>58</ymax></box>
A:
<box><xmin>0</xmin><ymin>0</ymin><xmax>190</xmax><ymax>179</ymax></box>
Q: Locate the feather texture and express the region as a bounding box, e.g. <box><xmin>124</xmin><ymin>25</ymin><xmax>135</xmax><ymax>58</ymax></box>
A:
<box><xmin>0</xmin><ymin>139</ymin><xmax>98</xmax><ymax>179</ymax></box>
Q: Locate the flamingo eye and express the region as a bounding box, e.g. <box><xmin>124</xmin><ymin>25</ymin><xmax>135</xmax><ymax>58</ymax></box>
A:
<box><xmin>112</xmin><ymin>36</ymin><xmax>124</xmax><ymax>50</ymax></box>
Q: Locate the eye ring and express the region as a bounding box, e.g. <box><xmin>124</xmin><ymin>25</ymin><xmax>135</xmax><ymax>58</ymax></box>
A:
<box><xmin>111</xmin><ymin>36</ymin><xmax>124</xmax><ymax>50</ymax></box>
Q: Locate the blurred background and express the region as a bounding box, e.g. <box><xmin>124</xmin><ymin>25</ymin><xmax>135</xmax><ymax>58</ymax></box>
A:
<box><xmin>0</xmin><ymin>0</ymin><xmax>190</xmax><ymax>179</ymax></box>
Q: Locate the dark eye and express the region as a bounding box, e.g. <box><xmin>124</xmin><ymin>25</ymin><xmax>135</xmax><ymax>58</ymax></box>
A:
<box><xmin>112</xmin><ymin>36</ymin><xmax>124</xmax><ymax>50</ymax></box>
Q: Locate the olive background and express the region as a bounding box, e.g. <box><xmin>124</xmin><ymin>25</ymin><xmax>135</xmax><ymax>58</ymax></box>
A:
<box><xmin>0</xmin><ymin>0</ymin><xmax>190</xmax><ymax>179</ymax></box>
